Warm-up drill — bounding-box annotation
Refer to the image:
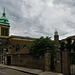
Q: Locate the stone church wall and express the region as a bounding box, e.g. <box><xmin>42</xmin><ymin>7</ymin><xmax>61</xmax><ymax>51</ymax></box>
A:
<box><xmin>11</xmin><ymin>54</ymin><xmax>45</xmax><ymax>70</ymax></box>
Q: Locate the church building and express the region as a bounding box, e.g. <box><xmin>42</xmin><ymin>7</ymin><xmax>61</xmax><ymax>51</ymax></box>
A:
<box><xmin>0</xmin><ymin>8</ymin><xmax>75</xmax><ymax>67</ymax></box>
<box><xmin>0</xmin><ymin>8</ymin><xmax>34</xmax><ymax>65</ymax></box>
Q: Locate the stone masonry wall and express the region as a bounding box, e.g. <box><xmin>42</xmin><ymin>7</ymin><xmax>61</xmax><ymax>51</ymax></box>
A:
<box><xmin>12</xmin><ymin>54</ymin><xmax>45</xmax><ymax>70</ymax></box>
<box><xmin>45</xmin><ymin>52</ymin><xmax>51</xmax><ymax>71</ymax></box>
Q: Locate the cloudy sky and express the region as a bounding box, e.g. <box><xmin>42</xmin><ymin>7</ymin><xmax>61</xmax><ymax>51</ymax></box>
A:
<box><xmin>0</xmin><ymin>0</ymin><xmax>75</xmax><ymax>40</ymax></box>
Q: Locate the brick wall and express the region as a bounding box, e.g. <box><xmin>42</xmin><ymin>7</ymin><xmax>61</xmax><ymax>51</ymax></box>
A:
<box><xmin>9</xmin><ymin>39</ymin><xmax>32</xmax><ymax>54</ymax></box>
<box><xmin>11</xmin><ymin>54</ymin><xmax>45</xmax><ymax>70</ymax></box>
<box><xmin>45</xmin><ymin>52</ymin><xmax>51</xmax><ymax>71</ymax></box>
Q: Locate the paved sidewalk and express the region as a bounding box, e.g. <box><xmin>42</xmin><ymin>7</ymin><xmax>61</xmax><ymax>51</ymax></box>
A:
<box><xmin>0</xmin><ymin>64</ymin><xmax>63</xmax><ymax>75</ymax></box>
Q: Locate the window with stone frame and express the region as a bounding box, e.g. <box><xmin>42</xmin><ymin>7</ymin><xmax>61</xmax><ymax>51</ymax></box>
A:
<box><xmin>1</xmin><ymin>27</ymin><xmax>9</xmax><ymax>36</ymax></box>
<box><xmin>1</xmin><ymin>27</ymin><xmax>4</xmax><ymax>36</ymax></box>
<box><xmin>16</xmin><ymin>44</ymin><xmax>20</xmax><ymax>51</ymax></box>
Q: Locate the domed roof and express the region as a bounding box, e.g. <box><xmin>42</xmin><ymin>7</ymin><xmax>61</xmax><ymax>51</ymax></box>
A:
<box><xmin>54</xmin><ymin>30</ymin><xmax>58</xmax><ymax>35</ymax></box>
<box><xmin>0</xmin><ymin>8</ymin><xmax>10</xmax><ymax>26</ymax></box>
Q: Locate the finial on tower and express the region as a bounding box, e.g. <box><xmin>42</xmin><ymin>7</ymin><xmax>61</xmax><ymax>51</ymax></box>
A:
<box><xmin>3</xmin><ymin>7</ymin><xmax>6</xmax><ymax>16</ymax></box>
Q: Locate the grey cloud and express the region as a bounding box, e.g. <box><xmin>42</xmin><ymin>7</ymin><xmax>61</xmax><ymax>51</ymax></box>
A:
<box><xmin>53</xmin><ymin>0</ymin><xmax>75</xmax><ymax>7</ymax></box>
<box><xmin>0</xmin><ymin>0</ymin><xmax>75</xmax><ymax>39</ymax></box>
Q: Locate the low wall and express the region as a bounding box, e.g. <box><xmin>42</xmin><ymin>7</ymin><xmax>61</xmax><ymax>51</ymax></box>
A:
<box><xmin>11</xmin><ymin>54</ymin><xmax>45</xmax><ymax>70</ymax></box>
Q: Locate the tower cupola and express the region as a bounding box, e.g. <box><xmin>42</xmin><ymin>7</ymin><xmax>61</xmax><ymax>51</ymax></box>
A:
<box><xmin>0</xmin><ymin>8</ymin><xmax>10</xmax><ymax>36</ymax></box>
<box><xmin>54</xmin><ymin>30</ymin><xmax>59</xmax><ymax>44</ymax></box>
<box><xmin>54</xmin><ymin>30</ymin><xmax>58</xmax><ymax>35</ymax></box>
<box><xmin>0</xmin><ymin>7</ymin><xmax>10</xmax><ymax>26</ymax></box>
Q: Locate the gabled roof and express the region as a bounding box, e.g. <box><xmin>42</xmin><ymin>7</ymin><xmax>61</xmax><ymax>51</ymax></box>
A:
<box><xmin>14</xmin><ymin>47</ymin><xmax>30</xmax><ymax>55</ymax></box>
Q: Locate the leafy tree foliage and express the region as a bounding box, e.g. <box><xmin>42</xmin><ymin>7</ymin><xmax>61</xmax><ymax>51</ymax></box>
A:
<box><xmin>28</xmin><ymin>36</ymin><xmax>55</xmax><ymax>58</ymax></box>
<box><xmin>72</xmin><ymin>40</ymin><xmax>75</xmax><ymax>52</ymax></box>
<box><xmin>60</xmin><ymin>42</ymin><xmax>66</xmax><ymax>51</ymax></box>
<box><xmin>60</xmin><ymin>38</ymin><xmax>75</xmax><ymax>52</ymax></box>
<box><xmin>66</xmin><ymin>38</ymin><xmax>72</xmax><ymax>52</ymax></box>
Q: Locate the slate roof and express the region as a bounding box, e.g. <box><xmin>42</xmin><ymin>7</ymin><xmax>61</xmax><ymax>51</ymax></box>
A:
<box><xmin>14</xmin><ymin>47</ymin><xmax>30</xmax><ymax>55</ymax></box>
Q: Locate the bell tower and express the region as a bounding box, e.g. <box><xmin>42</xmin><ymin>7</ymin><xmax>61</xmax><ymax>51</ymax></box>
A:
<box><xmin>0</xmin><ymin>7</ymin><xmax>10</xmax><ymax>36</ymax></box>
<box><xmin>54</xmin><ymin>30</ymin><xmax>59</xmax><ymax>44</ymax></box>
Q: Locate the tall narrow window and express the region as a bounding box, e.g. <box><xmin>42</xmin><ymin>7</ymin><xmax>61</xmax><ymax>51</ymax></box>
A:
<box><xmin>16</xmin><ymin>44</ymin><xmax>20</xmax><ymax>51</ymax></box>
<box><xmin>1</xmin><ymin>27</ymin><xmax>4</xmax><ymax>36</ymax></box>
<box><xmin>5</xmin><ymin>28</ymin><xmax>8</xmax><ymax>36</ymax></box>
<box><xmin>1</xmin><ymin>27</ymin><xmax>9</xmax><ymax>36</ymax></box>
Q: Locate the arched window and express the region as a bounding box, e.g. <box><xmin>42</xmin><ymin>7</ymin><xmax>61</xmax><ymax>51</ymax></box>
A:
<box><xmin>16</xmin><ymin>44</ymin><xmax>20</xmax><ymax>51</ymax></box>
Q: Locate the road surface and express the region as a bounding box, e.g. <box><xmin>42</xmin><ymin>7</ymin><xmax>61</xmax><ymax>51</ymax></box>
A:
<box><xmin>0</xmin><ymin>67</ymin><xmax>31</xmax><ymax>75</ymax></box>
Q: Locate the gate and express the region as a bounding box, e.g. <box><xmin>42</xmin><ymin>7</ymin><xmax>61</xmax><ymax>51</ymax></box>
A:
<box><xmin>70</xmin><ymin>52</ymin><xmax>75</xmax><ymax>75</ymax></box>
<box><xmin>51</xmin><ymin>54</ymin><xmax>56</xmax><ymax>72</ymax></box>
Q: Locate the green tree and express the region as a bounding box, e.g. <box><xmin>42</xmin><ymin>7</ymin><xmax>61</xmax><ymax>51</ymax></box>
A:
<box><xmin>28</xmin><ymin>36</ymin><xmax>55</xmax><ymax>58</ymax></box>
<box><xmin>72</xmin><ymin>40</ymin><xmax>75</xmax><ymax>52</ymax></box>
<box><xmin>60</xmin><ymin>42</ymin><xmax>66</xmax><ymax>51</ymax></box>
<box><xmin>66</xmin><ymin>38</ymin><xmax>72</xmax><ymax>52</ymax></box>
